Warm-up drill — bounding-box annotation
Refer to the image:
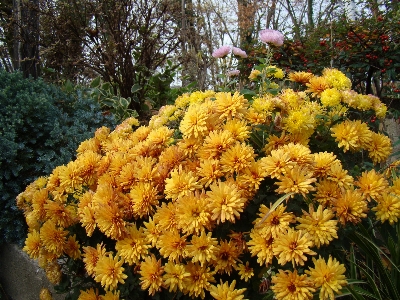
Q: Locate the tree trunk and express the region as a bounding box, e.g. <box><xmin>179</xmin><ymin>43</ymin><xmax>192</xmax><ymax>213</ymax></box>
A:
<box><xmin>20</xmin><ymin>0</ymin><xmax>39</xmax><ymax>78</ymax></box>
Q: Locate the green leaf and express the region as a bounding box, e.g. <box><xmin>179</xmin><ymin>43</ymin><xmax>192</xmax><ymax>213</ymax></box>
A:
<box><xmin>90</xmin><ymin>76</ymin><xmax>101</xmax><ymax>88</ymax></box>
<box><xmin>131</xmin><ymin>84</ymin><xmax>142</xmax><ymax>94</ymax></box>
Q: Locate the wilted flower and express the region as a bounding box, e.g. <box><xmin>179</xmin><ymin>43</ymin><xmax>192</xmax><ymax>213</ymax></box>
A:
<box><xmin>259</xmin><ymin>29</ymin><xmax>284</xmax><ymax>46</ymax></box>
<box><xmin>232</xmin><ymin>47</ymin><xmax>247</xmax><ymax>58</ymax></box>
<box><xmin>212</xmin><ymin>45</ymin><xmax>231</xmax><ymax>58</ymax></box>
<box><xmin>226</xmin><ymin>69</ymin><xmax>240</xmax><ymax>77</ymax></box>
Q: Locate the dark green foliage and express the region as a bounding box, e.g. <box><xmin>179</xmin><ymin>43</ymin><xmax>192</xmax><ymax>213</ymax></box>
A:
<box><xmin>0</xmin><ymin>70</ymin><xmax>116</xmax><ymax>245</ymax></box>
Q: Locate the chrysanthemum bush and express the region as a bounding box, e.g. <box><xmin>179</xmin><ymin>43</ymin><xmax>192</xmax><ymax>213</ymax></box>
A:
<box><xmin>17</xmin><ymin>53</ymin><xmax>400</xmax><ymax>299</ymax></box>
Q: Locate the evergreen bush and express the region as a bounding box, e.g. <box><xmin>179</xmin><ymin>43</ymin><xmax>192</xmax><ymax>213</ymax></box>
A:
<box><xmin>0</xmin><ymin>70</ymin><xmax>116</xmax><ymax>245</ymax></box>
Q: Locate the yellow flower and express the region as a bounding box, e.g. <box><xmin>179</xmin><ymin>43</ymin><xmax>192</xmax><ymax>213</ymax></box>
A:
<box><xmin>94</xmin><ymin>200</ymin><xmax>127</xmax><ymax>240</ymax></box>
<box><xmin>355</xmin><ymin>169</ymin><xmax>388</xmax><ymax>201</ymax></box>
<box><xmin>153</xmin><ymin>202</ymin><xmax>179</xmax><ymax>231</ymax></box>
<box><xmin>65</xmin><ymin>234</ymin><xmax>81</xmax><ymax>260</ymax></box>
<box><xmin>254</xmin><ymin>204</ymin><xmax>296</xmax><ymax>238</ymax></box>
<box><xmin>263</xmin><ymin>133</ymin><xmax>290</xmax><ymax>154</ymax></box>
<box><xmin>306</xmin><ymin>256</ymin><xmax>347</xmax><ymax>300</ymax></box>
<box><xmin>39</xmin><ymin>220</ymin><xmax>67</xmax><ymax>256</ymax></box>
<box><xmin>372</xmin><ymin>193</ymin><xmax>400</xmax><ymax>224</ymax></box>
<box><xmin>45</xmin><ymin>261</ymin><xmax>62</xmax><ymax>285</ymax></box>
<box><xmin>99</xmin><ymin>290</ymin><xmax>120</xmax><ymax>300</ymax></box>
<box><xmin>94</xmin><ymin>253</ymin><xmax>127</xmax><ymax>290</ymax></box>
<box><xmin>58</xmin><ymin>161</ymin><xmax>83</xmax><ymax>193</ymax></box>
<box><xmin>209</xmin><ymin>280</ymin><xmax>247</xmax><ymax>300</ymax></box>
<box><xmin>322</xmin><ymin>68</ymin><xmax>352</xmax><ymax>90</ymax></box>
<box><xmin>313</xmin><ymin>152</ymin><xmax>337</xmax><ymax>178</ymax></box>
<box><xmin>305</xmin><ymin>76</ymin><xmax>330</xmax><ymax>97</ymax></box>
<box><xmin>139</xmin><ymin>254</ymin><xmax>164</xmax><ymax>296</ymax></box>
<box><xmin>275</xmin><ymin>165</ymin><xmax>316</xmax><ymax>198</ymax></box>
<box><xmin>129</xmin><ymin>182</ymin><xmax>160</xmax><ymax>217</ymax></box>
<box><xmin>183</xmin><ymin>262</ymin><xmax>215</xmax><ymax>299</ymax></box>
<box><xmin>366</xmin><ymin>132</ymin><xmax>392</xmax><ymax>164</ymax></box>
<box><xmin>266</xmin><ymin>65</ymin><xmax>285</xmax><ymax>79</ymax></box>
<box><xmin>326</xmin><ymin>161</ymin><xmax>354</xmax><ymax>190</ymax></box>
<box><xmin>206</xmin><ymin>181</ymin><xmax>247</xmax><ymax>224</ymax></box>
<box><xmin>249</xmin><ymin>69</ymin><xmax>261</xmax><ymax>80</ymax></box>
<box><xmin>213</xmin><ymin>240</ymin><xmax>241</xmax><ymax>275</ymax></box>
<box><xmin>296</xmin><ymin>205</ymin><xmax>338</xmax><ymax>248</ymax></box>
<box><xmin>198</xmin><ymin>129</ymin><xmax>234</xmax><ymax>160</ymax></box>
<box><xmin>197</xmin><ymin>159</ymin><xmax>223</xmax><ymax>187</ymax></box>
<box><xmin>271</xmin><ymin>269</ymin><xmax>315</xmax><ymax>300</ymax></box>
<box><xmin>115</xmin><ymin>224</ymin><xmax>150</xmax><ymax>265</ymax></box>
<box><xmin>176</xmin><ymin>192</ymin><xmax>211</xmax><ymax>235</ymax></box>
<box><xmin>272</xmin><ymin>228</ymin><xmax>316</xmax><ymax>267</ymax></box>
<box><xmin>320</xmin><ymin>88</ymin><xmax>341</xmax><ymax>107</ymax></box>
<box><xmin>163</xmin><ymin>261</ymin><xmax>190</xmax><ymax>293</ymax></box>
<box><xmin>332</xmin><ymin>188</ymin><xmax>367</xmax><ymax>225</ymax></box>
<box><xmin>284</xmin><ymin>110</ymin><xmax>314</xmax><ymax>134</ymax></box>
<box><xmin>23</xmin><ymin>230</ymin><xmax>41</xmax><ymax>259</ymax></box>
<box><xmin>288</xmin><ymin>71</ymin><xmax>314</xmax><ymax>84</ymax></box>
<box><xmin>44</xmin><ymin>200</ymin><xmax>77</xmax><ymax>228</ymax></box>
<box><xmin>78</xmin><ymin>288</ymin><xmax>100</xmax><ymax>300</ymax></box>
<box><xmin>248</xmin><ymin>230</ymin><xmax>274</xmax><ymax>266</ymax></box>
<box><xmin>215</xmin><ymin>91</ymin><xmax>248</xmax><ymax>120</ymax></box>
<box><xmin>82</xmin><ymin>244</ymin><xmax>107</xmax><ymax>277</ymax></box>
<box><xmin>143</xmin><ymin>217</ymin><xmax>161</xmax><ymax>247</ymax></box>
<box><xmin>223</xmin><ymin>119</ymin><xmax>251</xmax><ymax>142</ymax></box>
<box><xmin>39</xmin><ymin>288</ymin><xmax>53</xmax><ymax>300</ymax></box>
<box><xmin>156</xmin><ymin>228</ymin><xmax>188</xmax><ymax>262</ymax></box>
<box><xmin>180</xmin><ymin>103</ymin><xmax>209</xmax><ymax>138</ymax></box>
<box><xmin>331</xmin><ymin>120</ymin><xmax>372</xmax><ymax>152</ymax></box>
<box><xmin>314</xmin><ymin>179</ymin><xmax>342</xmax><ymax>207</ymax></box>
<box><xmin>235</xmin><ymin>262</ymin><xmax>254</xmax><ymax>282</ymax></box>
<box><xmin>236</xmin><ymin>160</ymin><xmax>267</xmax><ymax>194</ymax></box>
<box><xmin>164</xmin><ymin>166</ymin><xmax>202</xmax><ymax>201</ymax></box>
<box><xmin>220</xmin><ymin>142</ymin><xmax>255</xmax><ymax>174</ymax></box>
<box><xmin>259</xmin><ymin>148</ymin><xmax>293</xmax><ymax>179</ymax></box>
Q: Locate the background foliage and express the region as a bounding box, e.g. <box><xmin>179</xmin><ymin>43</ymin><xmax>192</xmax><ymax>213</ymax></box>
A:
<box><xmin>0</xmin><ymin>70</ymin><xmax>116</xmax><ymax>245</ymax></box>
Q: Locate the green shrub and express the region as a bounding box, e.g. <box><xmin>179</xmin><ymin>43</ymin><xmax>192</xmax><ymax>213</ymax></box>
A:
<box><xmin>0</xmin><ymin>70</ymin><xmax>116</xmax><ymax>245</ymax></box>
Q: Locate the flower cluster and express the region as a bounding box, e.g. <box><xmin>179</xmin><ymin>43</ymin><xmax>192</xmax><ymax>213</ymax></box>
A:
<box><xmin>17</xmin><ymin>34</ymin><xmax>399</xmax><ymax>300</ymax></box>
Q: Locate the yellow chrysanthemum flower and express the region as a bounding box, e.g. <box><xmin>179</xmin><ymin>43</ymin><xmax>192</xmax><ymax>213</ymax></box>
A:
<box><xmin>322</xmin><ymin>68</ymin><xmax>352</xmax><ymax>90</ymax></box>
<box><xmin>65</xmin><ymin>234</ymin><xmax>81</xmax><ymax>260</ymax></box>
<box><xmin>206</xmin><ymin>181</ymin><xmax>247</xmax><ymax>224</ymax></box>
<box><xmin>156</xmin><ymin>229</ymin><xmax>188</xmax><ymax>262</ymax></box>
<box><xmin>355</xmin><ymin>169</ymin><xmax>388</xmax><ymax>201</ymax></box>
<box><xmin>162</xmin><ymin>261</ymin><xmax>190</xmax><ymax>293</ymax></box>
<box><xmin>45</xmin><ymin>261</ymin><xmax>62</xmax><ymax>285</ymax></box>
<box><xmin>176</xmin><ymin>192</ymin><xmax>211</xmax><ymax>235</ymax></box>
<box><xmin>214</xmin><ymin>91</ymin><xmax>248</xmax><ymax>120</ymax></box>
<box><xmin>331</xmin><ymin>120</ymin><xmax>372</xmax><ymax>152</ymax></box>
<box><xmin>164</xmin><ymin>166</ymin><xmax>202</xmax><ymax>201</ymax></box>
<box><xmin>372</xmin><ymin>193</ymin><xmax>400</xmax><ymax>225</ymax></box>
<box><xmin>197</xmin><ymin>130</ymin><xmax>234</xmax><ymax>160</ymax></box>
<box><xmin>212</xmin><ymin>239</ymin><xmax>241</xmax><ymax>275</ymax></box>
<box><xmin>266</xmin><ymin>65</ymin><xmax>285</xmax><ymax>79</ymax></box>
<box><xmin>313</xmin><ymin>152</ymin><xmax>337</xmax><ymax>178</ymax></box>
<box><xmin>186</xmin><ymin>230</ymin><xmax>217</xmax><ymax>266</ymax></box>
<box><xmin>254</xmin><ymin>204</ymin><xmax>296</xmax><ymax>238</ymax></box>
<box><xmin>94</xmin><ymin>253</ymin><xmax>127</xmax><ymax>290</ymax></box>
<box><xmin>320</xmin><ymin>88</ymin><xmax>342</xmax><ymax>107</ymax></box>
<box><xmin>326</xmin><ymin>161</ymin><xmax>354</xmax><ymax>190</ymax></box>
<box><xmin>115</xmin><ymin>224</ymin><xmax>149</xmax><ymax>265</ymax></box>
<box><xmin>288</xmin><ymin>71</ymin><xmax>314</xmax><ymax>84</ymax></box>
<box><xmin>139</xmin><ymin>254</ymin><xmax>164</xmax><ymax>296</ymax></box>
<box><xmin>271</xmin><ymin>269</ymin><xmax>315</xmax><ymax>300</ymax></box>
<box><xmin>366</xmin><ymin>132</ymin><xmax>392</xmax><ymax>164</ymax></box>
<box><xmin>247</xmin><ymin>229</ymin><xmax>274</xmax><ymax>266</ymax></box>
<box><xmin>77</xmin><ymin>288</ymin><xmax>100</xmax><ymax>300</ymax></box>
<box><xmin>82</xmin><ymin>244</ymin><xmax>107</xmax><ymax>277</ymax></box>
<box><xmin>180</xmin><ymin>103</ymin><xmax>209</xmax><ymax>138</ymax></box>
<box><xmin>314</xmin><ymin>179</ymin><xmax>341</xmax><ymax>207</ymax></box>
<box><xmin>248</xmin><ymin>69</ymin><xmax>261</xmax><ymax>80</ymax></box>
<box><xmin>296</xmin><ymin>205</ymin><xmax>338</xmax><ymax>248</ymax></box>
<box><xmin>259</xmin><ymin>148</ymin><xmax>293</xmax><ymax>179</ymax></box>
<box><xmin>272</xmin><ymin>228</ymin><xmax>316</xmax><ymax>266</ymax></box>
<box><xmin>275</xmin><ymin>165</ymin><xmax>316</xmax><ymax>198</ymax></box>
<box><xmin>220</xmin><ymin>142</ymin><xmax>255</xmax><ymax>174</ymax></box>
<box><xmin>183</xmin><ymin>262</ymin><xmax>215</xmax><ymax>299</ymax></box>
<box><xmin>209</xmin><ymin>280</ymin><xmax>247</xmax><ymax>300</ymax></box>
<box><xmin>235</xmin><ymin>262</ymin><xmax>254</xmax><ymax>282</ymax></box>
<box><xmin>306</xmin><ymin>256</ymin><xmax>347</xmax><ymax>300</ymax></box>
<box><xmin>100</xmin><ymin>290</ymin><xmax>120</xmax><ymax>300</ymax></box>
<box><xmin>39</xmin><ymin>220</ymin><xmax>67</xmax><ymax>256</ymax></box>
<box><xmin>305</xmin><ymin>76</ymin><xmax>330</xmax><ymax>97</ymax></box>
<box><xmin>23</xmin><ymin>229</ymin><xmax>41</xmax><ymax>259</ymax></box>
<box><xmin>332</xmin><ymin>188</ymin><xmax>367</xmax><ymax>225</ymax></box>
<box><xmin>39</xmin><ymin>288</ymin><xmax>53</xmax><ymax>300</ymax></box>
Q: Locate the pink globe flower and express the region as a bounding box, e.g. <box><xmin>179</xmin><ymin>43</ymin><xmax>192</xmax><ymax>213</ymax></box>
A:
<box><xmin>259</xmin><ymin>29</ymin><xmax>284</xmax><ymax>46</ymax></box>
<box><xmin>212</xmin><ymin>45</ymin><xmax>231</xmax><ymax>58</ymax></box>
<box><xmin>226</xmin><ymin>69</ymin><xmax>240</xmax><ymax>77</ymax></box>
<box><xmin>232</xmin><ymin>47</ymin><xmax>247</xmax><ymax>58</ymax></box>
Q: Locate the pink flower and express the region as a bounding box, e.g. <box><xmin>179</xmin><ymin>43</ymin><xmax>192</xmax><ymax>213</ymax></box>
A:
<box><xmin>232</xmin><ymin>47</ymin><xmax>247</xmax><ymax>58</ymax></box>
<box><xmin>259</xmin><ymin>29</ymin><xmax>284</xmax><ymax>46</ymax></box>
<box><xmin>212</xmin><ymin>45</ymin><xmax>231</xmax><ymax>58</ymax></box>
<box><xmin>226</xmin><ymin>69</ymin><xmax>240</xmax><ymax>77</ymax></box>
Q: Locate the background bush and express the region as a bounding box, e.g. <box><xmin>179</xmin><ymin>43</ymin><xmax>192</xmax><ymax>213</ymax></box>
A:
<box><xmin>0</xmin><ymin>70</ymin><xmax>116</xmax><ymax>245</ymax></box>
